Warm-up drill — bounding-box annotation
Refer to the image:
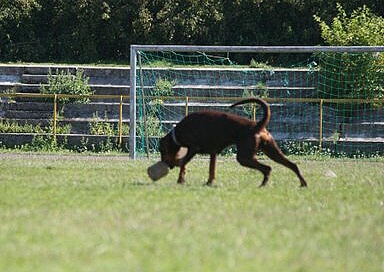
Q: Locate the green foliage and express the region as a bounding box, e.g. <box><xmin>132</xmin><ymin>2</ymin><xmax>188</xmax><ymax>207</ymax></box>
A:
<box><xmin>72</xmin><ymin>137</ymin><xmax>127</xmax><ymax>154</ymax></box>
<box><xmin>132</xmin><ymin>0</ymin><xmax>223</xmax><ymax>45</ymax></box>
<box><xmin>138</xmin><ymin>116</ymin><xmax>162</xmax><ymax>138</ymax></box>
<box><xmin>139</xmin><ymin>78</ymin><xmax>175</xmax><ymax>144</ymax></box>
<box><xmin>0</xmin><ymin>117</ymin><xmax>127</xmax><ymax>153</ymax></box>
<box><xmin>314</xmin><ymin>4</ymin><xmax>384</xmax><ymax>109</ymax></box>
<box><xmin>0</xmin><ymin>120</ymin><xmax>43</xmax><ymax>133</ymax></box>
<box><xmin>2</xmin><ymin>88</ymin><xmax>17</xmax><ymax>102</ymax></box>
<box><xmin>89</xmin><ymin>112</ymin><xmax>129</xmax><ymax>136</ymax></box>
<box><xmin>314</xmin><ymin>4</ymin><xmax>384</xmax><ymax>46</ymax></box>
<box><xmin>0</xmin><ymin>0</ymin><xmax>41</xmax><ymax>61</ymax></box>
<box><xmin>240</xmin><ymin>83</ymin><xmax>269</xmax><ymax>117</ymax></box>
<box><xmin>152</xmin><ymin>78</ymin><xmax>175</xmax><ymax>97</ymax></box>
<box><xmin>25</xmin><ymin>135</ymin><xmax>67</xmax><ymax>152</ymax></box>
<box><xmin>2</xmin><ymin>1</ymin><xmax>383</xmax><ymax>63</ymax></box>
<box><xmin>52</xmin><ymin>122</ymin><xmax>71</xmax><ymax>135</ymax></box>
<box><xmin>281</xmin><ymin>141</ymin><xmax>330</xmax><ymax>157</ymax></box>
<box><xmin>249</xmin><ymin>59</ymin><xmax>273</xmax><ymax>69</ymax></box>
<box><xmin>86</xmin><ymin>112</ymin><xmax>129</xmax><ymax>153</ymax></box>
<box><xmin>89</xmin><ymin>112</ymin><xmax>115</xmax><ymax>136</ymax></box>
<box><xmin>40</xmin><ymin>69</ymin><xmax>94</xmax><ymax>106</ymax></box>
<box><xmin>90</xmin><ymin>137</ymin><xmax>117</xmax><ymax>153</ymax></box>
<box><xmin>0</xmin><ymin>119</ymin><xmax>70</xmax><ymax>134</ymax></box>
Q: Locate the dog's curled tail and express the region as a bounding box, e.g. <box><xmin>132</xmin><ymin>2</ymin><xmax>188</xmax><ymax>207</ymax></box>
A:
<box><xmin>230</xmin><ymin>98</ymin><xmax>271</xmax><ymax>130</ymax></box>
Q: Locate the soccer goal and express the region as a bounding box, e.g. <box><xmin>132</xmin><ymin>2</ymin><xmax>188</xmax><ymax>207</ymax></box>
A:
<box><xmin>129</xmin><ymin>45</ymin><xmax>384</xmax><ymax>159</ymax></box>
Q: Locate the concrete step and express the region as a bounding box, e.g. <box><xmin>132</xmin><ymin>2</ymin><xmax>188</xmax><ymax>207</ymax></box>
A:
<box><xmin>60</xmin><ymin>103</ymin><xmax>130</xmax><ymax>119</ymax></box>
<box><xmin>144</xmin><ymin>101</ymin><xmax>320</xmax><ymax>118</ymax></box>
<box><xmin>0</xmin><ymin>82</ymin><xmax>18</xmax><ymax>92</ymax></box>
<box><xmin>10</xmin><ymin>82</ymin><xmax>315</xmax><ymax>98</ymax></box>
<box><xmin>340</xmin><ymin>122</ymin><xmax>384</xmax><ymax>138</ymax></box>
<box><xmin>2</xmin><ymin>102</ymin><xmax>130</xmax><ymax>120</ymax></box>
<box><xmin>21</xmin><ymin>74</ymin><xmax>48</xmax><ymax>84</ymax></box>
<box><xmin>22</xmin><ymin>65</ymin><xmax>130</xmax><ymax>81</ymax></box>
<box><xmin>2</xmin><ymin>101</ymin><xmax>54</xmax><ymax>111</ymax></box>
<box><xmin>2</xmin><ymin>110</ymin><xmax>53</xmax><ymax>119</ymax></box>
<box><xmin>2</xmin><ymin>64</ymin><xmax>316</xmax><ymax>91</ymax></box>
<box><xmin>0</xmin><ymin>65</ymin><xmax>25</xmax><ymax>75</ymax></box>
<box><xmin>141</xmin><ymin>67</ymin><xmax>316</xmax><ymax>87</ymax></box>
<box><xmin>1</xmin><ymin>84</ymin><xmax>130</xmax><ymax>101</ymax></box>
<box><xmin>14</xmin><ymin>83</ymin><xmax>130</xmax><ymax>96</ymax></box>
<box><xmin>321</xmin><ymin>138</ymin><xmax>384</xmax><ymax>155</ymax></box>
<box><xmin>171</xmin><ymin>85</ymin><xmax>316</xmax><ymax>98</ymax></box>
<box><xmin>20</xmin><ymin>73</ymin><xmax>130</xmax><ymax>86</ymax></box>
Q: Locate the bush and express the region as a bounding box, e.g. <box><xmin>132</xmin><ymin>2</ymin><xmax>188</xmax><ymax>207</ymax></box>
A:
<box><xmin>40</xmin><ymin>69</ymin><xmax>94</xmax><ymax>110</ymax></box>
<box><xmin>314</xmin><ymin>4</ymin><xmax>384</xmax><ymax>108</ymax></box>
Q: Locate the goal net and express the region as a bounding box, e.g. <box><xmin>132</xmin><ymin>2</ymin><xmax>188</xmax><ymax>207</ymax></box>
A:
<box><xmin>130</xmin><ymin>46</ymin><xmax>384</xmax><ymax>158</ymax></box>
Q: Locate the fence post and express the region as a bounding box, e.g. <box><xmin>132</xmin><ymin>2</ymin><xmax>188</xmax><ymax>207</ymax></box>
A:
<box><xmin>118</xmin><ymin>95</ymin><xmax>123</xmax><ymax>146</ymax></box>
<box><xmin>53</xmin><ymin>94</ymin><xmax>57</xmax><ymax>142</ymax></box>
<box><xmin>319</xmin><ymin>99</ymin><xmax>323</xmax><ymax>150</ymax></box>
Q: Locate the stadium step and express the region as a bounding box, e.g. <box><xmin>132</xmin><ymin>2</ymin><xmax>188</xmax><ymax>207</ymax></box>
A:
<box><xmin>2</xmin><ymin>101</ymin><xmax>130</xmax><ymax>120</ymax></box>
<box><xmin>2</xmin><ymin>110</ymin><xmax>53</xmax><ymax>120</ymax></box>
<box><xmin>2</xmin><ymin>64</ymin><xmax>316</xmax><ymax>95</ymax></box>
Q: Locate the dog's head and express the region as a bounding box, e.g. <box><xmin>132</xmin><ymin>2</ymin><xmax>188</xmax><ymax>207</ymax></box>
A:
<box><xmin>159</xmin><ymin>133</ymin><xmax>187</xmax><ymax>169</ymax></box>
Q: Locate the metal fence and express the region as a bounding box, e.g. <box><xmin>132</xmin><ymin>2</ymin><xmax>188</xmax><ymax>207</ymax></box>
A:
<box><xmin>0</xmin><ymin>93</ymin><xmax>129</xmax><ymax>149</ymax></box>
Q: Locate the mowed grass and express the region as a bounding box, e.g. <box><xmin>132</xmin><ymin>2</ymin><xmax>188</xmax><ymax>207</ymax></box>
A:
<box><xmin>0</xmin><ymin>154</ymin><xmax>383</xmax><ymax>272</ymax></box>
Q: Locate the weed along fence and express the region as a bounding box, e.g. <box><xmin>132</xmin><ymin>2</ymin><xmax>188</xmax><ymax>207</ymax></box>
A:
<box><xmin>0</xmin><ymin>93</ymin><xmax>130</xmax><ymax>152</ymax></box>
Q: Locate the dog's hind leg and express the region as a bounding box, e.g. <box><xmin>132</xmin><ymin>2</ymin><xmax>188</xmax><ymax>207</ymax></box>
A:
<box><xmin>206</xmin><ymin>153</ymin><xmax>217</xmax><ymax>186</ymax></box>
<box><xmin>236</xmin><ymin>152</ymin><xmax>272</xmax><ymax>187</ymax></box>
<box><xmin>262</xmin><ymin>139</ymin><xmax>308</xmax><ymax>187</ymax></box>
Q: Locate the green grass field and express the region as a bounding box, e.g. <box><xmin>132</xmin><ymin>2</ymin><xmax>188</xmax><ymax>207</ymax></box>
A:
<box><xmin>0</xmin><ymin>153</ymin><xmax>383</xmax><ymax>272</ymax></box>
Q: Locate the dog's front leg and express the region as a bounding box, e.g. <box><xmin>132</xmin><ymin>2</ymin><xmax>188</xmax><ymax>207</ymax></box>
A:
<box><xmin>206</xmin><ymin>153</ymin><xmax>217</xmax><ymax>186</ymax></box>
<box><xmin>177</xmin><ymin>165</ymin><xmax>186</xmax><ymax>184</ymax></box>
<box><xmin>176</xmin><ymin>147</ymin><xmax>197</xmax><ymax>184</ymax></box>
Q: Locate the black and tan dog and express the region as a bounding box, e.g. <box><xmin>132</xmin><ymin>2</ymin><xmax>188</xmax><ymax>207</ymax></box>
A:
<box><xmin>159</xmin><ymin>98</ymin><xmax>307</xmax><ymax>187</ymax></box>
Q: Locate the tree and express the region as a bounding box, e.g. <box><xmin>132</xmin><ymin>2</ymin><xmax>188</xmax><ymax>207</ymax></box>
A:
<box><xmin>1</xmin><ymin>0</ymin><xmax>384</xmax><ymax>63</ymax></box>
<box><xmin>131</xmin><ymin>0</ymin><xmax>224</xmax><ymax>45</ymax></box>
<box><xmin>314</xmin><ymin>4</ymin><xmax>384</xmax><ymax>46</ymax></box>
<box><xmin>314</xmin><ymin>4</ymin><xmax>384</xmax><ymax>108</ymax></box>
<box><xmin>0</xmin><ymin>0</ymin><xmax>41</xmax><ymax>61</ymax></box>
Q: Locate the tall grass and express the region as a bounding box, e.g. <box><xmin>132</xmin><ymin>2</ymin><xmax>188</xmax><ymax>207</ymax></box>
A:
<box><xmin>0</xmin><ymin>154</ymin><xmax>383</xmax><ymax>271</ymax></box>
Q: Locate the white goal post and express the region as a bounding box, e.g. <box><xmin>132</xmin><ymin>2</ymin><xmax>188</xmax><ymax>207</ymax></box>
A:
<box><xmin>129</xmin><ymin>45</ymin><xmax>384</xmax><ymax>159</ymax></box>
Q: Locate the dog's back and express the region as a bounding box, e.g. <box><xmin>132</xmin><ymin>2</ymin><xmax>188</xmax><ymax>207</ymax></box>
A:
<box><xmin>174</xmin><ymin>111</ymin><xmax>257</xmax><ymax>154</ymax></box>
